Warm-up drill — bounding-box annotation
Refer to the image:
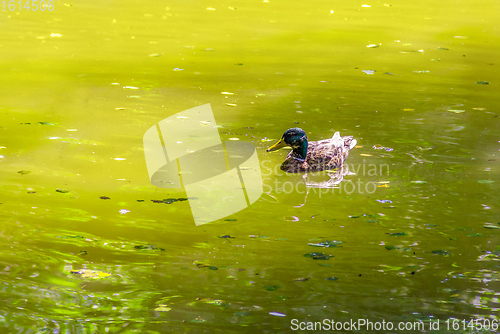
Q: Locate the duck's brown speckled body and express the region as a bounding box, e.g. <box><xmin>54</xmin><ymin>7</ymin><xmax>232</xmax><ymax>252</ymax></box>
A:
<box><xmin>267</xmin><ymin>128</ymin><xmax>357</xmax><ymax>173</ymax></box>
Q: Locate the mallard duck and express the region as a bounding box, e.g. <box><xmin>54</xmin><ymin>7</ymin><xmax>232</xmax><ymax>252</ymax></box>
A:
<box><xmin>266</xmin><ymin>128</ymin><xmax>357</xmax><ymax>173</ymax></box>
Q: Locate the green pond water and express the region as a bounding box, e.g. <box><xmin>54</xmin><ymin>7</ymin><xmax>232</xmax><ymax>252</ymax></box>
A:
<box><xmin>1</xmin><ymin>0</ymin><xmax>500</xmax><ymax>332</ymax></box>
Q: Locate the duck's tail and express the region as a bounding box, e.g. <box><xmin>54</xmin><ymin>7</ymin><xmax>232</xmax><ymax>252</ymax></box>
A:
<box><xmin>332</xmin><ymin>131</ymin><xmax>357</xmax><ymax>150</ymax></box>
<box><xmin>349</xmin><ymin>138</ymin><xmax>357</xmax><ymax>149</ymax></box>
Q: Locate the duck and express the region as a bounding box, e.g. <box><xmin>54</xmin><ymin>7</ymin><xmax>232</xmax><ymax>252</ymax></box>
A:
<box><xmin>266</xmin><ymin>128</ymin><xmax>357</xmax><ymax>173</ymax></box>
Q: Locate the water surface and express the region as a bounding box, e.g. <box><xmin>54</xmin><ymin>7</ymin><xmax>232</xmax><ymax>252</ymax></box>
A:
<box><xmin>1</xmin><ymin>0</ymin><xmax>499</xmax><ymax>332</ymax></box>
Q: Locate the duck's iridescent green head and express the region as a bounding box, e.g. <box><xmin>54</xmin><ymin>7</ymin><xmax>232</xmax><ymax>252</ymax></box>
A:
<box><xmin>266</xmin><ymin>128</ymin><xmax>308</xmax><ymax>159</ymax></box>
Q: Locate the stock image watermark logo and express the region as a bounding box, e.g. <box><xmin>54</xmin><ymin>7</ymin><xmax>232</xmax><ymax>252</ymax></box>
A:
<box><xmin>143</xmin><ymin>104</ymin><xmax>263</xmax><ymax>226</ymax></box>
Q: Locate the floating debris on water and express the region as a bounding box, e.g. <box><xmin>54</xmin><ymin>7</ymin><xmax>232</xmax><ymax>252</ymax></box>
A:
<box><xmin>389</xmin><ymin>232</ymin><xmax>407</xmax><ymax>236</ymax></box>
<box><xmin>376</xmin><ymin>199</ymin><xmax>392</xmax><ymax>203</ymax></box>
<box><xmin>70</xmin><ymin>269</ymin><xmax>111</xmax><ymax>279</ymax></box>
<box><xmin>56</xmin><ymin>188</ymin><xmax>69</xmax><ymax>193</ymax></box>
<box><xmin>293</xmin><ymin>277</ymin><xmax>310</xmax><ymax>281</ymax></box>
<box><xmin>432</xmin><ymin>250</ymin><xmax>450</xmax><ymax>255</ymax></box>
<box><xmin>100</xmin><ymin>196</ymin><xmax>110</xmax><ymax>200</ymax></box>
<box><xmin>362</xmin><ymin>70</ymin><xmax>375</xmax><ymax>75</ymax></box>
<box><xmin>308</xmin><ymin>240</ymin><xmax>343</xmax><ymax>248</ymax></box>
<box><xmin>373</xmin><ymin>144</ymin><xmax>393</xmax><ymax>151</ymax></box>
<box><xmin>303</xmin><ymin>252</ymin><xmax>332</xmax><ymax>260</ymax></box>
<box><xmin>134</xmin><ymin>244</ymin><xmax>165</xmax><ymax>251</ymax></box>
<box><xmin>154</xmin><ymin>305</ymin><xmax>171</xmax><ymax>312</ymax></box>
<box><xmin>476</xmin><ymin>81</ymin><xmax>489</xmax><ymax>85</ymax></box>
<box><xmin>448</xmin><ymin>109</ymin><xmax>465</xmax><ymax>113</ymax></box>
<box><xmin>269</xmin><ymin>311</ymin><xmax>286</xmax><ymax>317</ymax></box>
<box><xmin>484</xmin><ymin>224</ymin><xmax>500</xmax><ymax>230</ymax></box>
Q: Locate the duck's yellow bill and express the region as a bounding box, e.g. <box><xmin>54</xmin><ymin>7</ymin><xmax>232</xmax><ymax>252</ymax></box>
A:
<box><xmin>266</xmin><ymin>138</ymin><xmax>287</xmax><ymax>152</ymax></box>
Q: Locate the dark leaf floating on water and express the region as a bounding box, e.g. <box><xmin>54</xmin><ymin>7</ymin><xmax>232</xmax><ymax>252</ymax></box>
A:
<box><xmin>17</xmin><ymin>170</ymin><xmax>31</xmax><ymax>175</ymax></box>
<box><xmin>163</xmin><ymin>198</ymin><xmax>178</xmax><ymax>204</ymax></box>
<box><xmin>218</xmin><ymin>235</ymin><xmax>235</xmax><ymax>239</ymax></box>
<box><xmin>265</xmin><ymin>285</ymin><xmax>280</xmax><ymax>291</ymax></box>
<box><xmin>38</xmin><ymin>122</ymin><xmax>58</xmax><ymax>126</ymax></box>
<box><xmin>100</xmin><ymin>196</ymin><xmax>110</xmax><ymax>200</ymax></box>
<box><xmin>151</xmin><ymin>198</ymin><xmax>188</xmax><ymax>204</ymax></box>
<box><xmin>385</xmin><ymin>245</ymin><xmax>400</xmax><ymax>250</ymax></box>
<box><xmin>56</xmin><ymin>188</ymin><xmax>69</xmax><ymax>193</ymax></box>
<box><xmin>137</xmin><ymin>200</ymin><xmax>144</xmax><ymax>202</ymax></box>
<box><xmin>303</xmin><ymin>252</ymin><xmax>332</xmax><ymax>260</ymax></box>
<box><xmin>432</xmin><ymin>250</ymin><xmax>451</xmax><ymax>256</ymax></box>
<box><xmin>476</xmin><ymin>81</ymin><xmax>489</xmax><ymax>85</ymax></box>
<box><xmin>389</xmin><ymin>232</ymin><xmax>408</xmax><ymax>237</ymax></box>
<box><xmin>134</xmin><ymin>244</ymin><xmax>165</xmax><ymax>252</ymax></box>
<box><xmin>77</xmin><ymin>251</ymin><xmax>87</xmax><ymax>256</ymax></box>
<box><xmin>195</xmin><ymin>262</ymin><xmax>218</xmax><ymax>270</ymax></box>
<box><xmin>224</xmin><ymin>219</ymin><xmax>237</xmax><ymax>221</ymax></box>
<box><xmin>58</xmin><ymin>235</ymin><xmax>85</xmax><ymax>239</ymax></box>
